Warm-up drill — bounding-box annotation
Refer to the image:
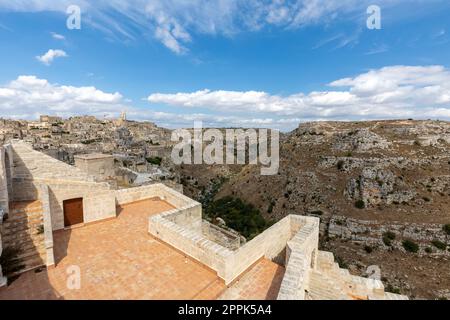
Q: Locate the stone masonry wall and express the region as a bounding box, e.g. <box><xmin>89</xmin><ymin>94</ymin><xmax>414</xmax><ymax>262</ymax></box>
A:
<box><xmin>148</xmin><ymin>189</ymin><xmax>320</xmax><ymax>285</ymax></box>
<box><xmin>9</xmin><ymin>141</ymin><xmax>115</xmax><ymax>230</ymax></box>
<box><xmin>0</xmin><ymin>147</ymin><xmax>8</xmax><ymax>213</ymax></box>
<box><xmin>277</xmin><ymin>218</ymin><xmax>320</xmax><ymax>300</ymax></box>
<box><xmin>45</xmin><ymin>181</ymin><xmax>116</xmax><ymax>230</ymax></box>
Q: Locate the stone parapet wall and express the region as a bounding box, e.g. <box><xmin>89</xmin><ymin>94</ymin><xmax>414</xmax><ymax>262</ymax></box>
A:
<box><xmin>277</xmin><ymin>217</ymin><xmax>320</xmax><ymax>300</ymax></box>
<box><xmin>202</xmin><ymin>221</ymin><xmax>241</xmax><ymax>250</ymax></box>
<box><xmin>115</xmin><ymin>184</ymin><xmax>194</xmax><ymax>208</ymax></box>
<box><xmin>0</xmin><ymin>144</ymin><xmax>12</xmax><ymax>213</ymax></box>
<box><xmin>39</xmin><ymin>184</ymin><xmax>55</xmax><ymax>267</ymax></box>
<box><xmin>148</xmin><ymin>190</ymin><xmax>320</xmax><ymax>285</ymax></box>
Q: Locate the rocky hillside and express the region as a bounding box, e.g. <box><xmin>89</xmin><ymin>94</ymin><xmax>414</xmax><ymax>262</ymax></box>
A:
<box><xmin>180</xmin><ymin>120</ymin><xmax>450</xmax><ymax>300</ymax></box>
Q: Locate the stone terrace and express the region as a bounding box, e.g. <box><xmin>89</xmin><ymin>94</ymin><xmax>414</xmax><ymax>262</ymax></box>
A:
<box><xmin>0</xmin><ymin>198</ymin><xmax>283</xmax><ymax>300</ymax></box>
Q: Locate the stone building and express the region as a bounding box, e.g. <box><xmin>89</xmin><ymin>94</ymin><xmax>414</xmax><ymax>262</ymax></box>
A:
<box><xmin>74</xmin><ymin>153</ymin><xmax>115</xmax><ymax>181</ymax></box>
<box><xmin>0</xmin><ymin>141</ymin><xmax>407</xmax><ymax>300</ymax></box>
<box><xmin>40</xmin><ymin>115</ymin><xmax>63</xmax><ymax>124</ymax></box>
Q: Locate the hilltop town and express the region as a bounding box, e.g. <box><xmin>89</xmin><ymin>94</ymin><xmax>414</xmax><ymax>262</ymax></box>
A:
<box><xmin>0</xmin><ymin>114</ymin><xmax>177</xmax><ymax>188</ymax></box>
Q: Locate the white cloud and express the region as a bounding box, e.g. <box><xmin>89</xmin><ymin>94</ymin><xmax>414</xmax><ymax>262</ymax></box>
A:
<box><xmin>148</xmin><ymin>65</ymin><xmax>450</xmax><ymax>122</ymax></box>
<box><xmin>0</xmin><ymin>75</ymin><xmax>125</xmax><ymax>118</ymax></box>
<box><xmin>36</xmin><ymin>49</ymin><xmax>67</xmax><ymax>65</ymax></box>
<box><xmin>0</xmin><ymin>0</ymin><xmax>421</xmax><ymax>54</ymax></box>
<box><xmin>51</xmin><ymin>32</ymin><xmax>65</xmax><ymax>40</ymax></box>
<box><xmin>2</xmin><ymin>66</ymin><xmax>450</xmax><ymax>131</ymax></box>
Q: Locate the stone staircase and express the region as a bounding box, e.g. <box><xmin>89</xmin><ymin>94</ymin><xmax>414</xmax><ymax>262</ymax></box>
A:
<box><xmin>308</xmin><ymin>270</ymin><xmax>350</xmax><ymax>300</ymax></box>
<box><xmin>307</xmin><ymin>251</ymin><xmax>408</xmax><ymax>300</ymax></box>
<box><xmin>0</xmin><ymin>201</ymin><xmax>46</xmax><ymax>275</ymax></box>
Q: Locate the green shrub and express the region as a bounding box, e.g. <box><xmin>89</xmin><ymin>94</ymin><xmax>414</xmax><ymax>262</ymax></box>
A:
<box><xmin>383</xmin><ymin>237</ymin><xmax>391</xmax><ymax>246</ymax></box>
<box><xmin>384</xmin><ymin>231</ymin><xmax>396</xmax><ymax>240</ymax></box>
<box><xmin>205</xmin><ymin>197</ymin><xmax>269</xmax><ymax>240</ymax></box>
<box><xmin>385</xmin><ymin>284</ymin><xmax>401</xmax><ymax>294</ymax></box>
<box><xmin>36</xmin><ymin>225</ymin><xmax>44</xmax><ymax>235</ymax></box>
<box><xmin>422</xmin><ymin>196</ymin><xmax>431</xmax><ymax>202</ymax></box>
<box><xmin>355</xmin><ymin>200</ymin><xmax>365</xmax><ymax>209</ymax></box>
<box><xmin>337</xmin><ymin>160</ymin><xmax>345</xmax><ymax>170</ymax></box>
<box><xmin>364</xmin><ymin>245</ymin><xmax>373</xmax><ymax>254</ymax></box>
<box><xmin>402</xmin><ymin>240</ymin><xmax>419</xmax><ymax>253</ymax></box>
<box><xmin>383</xmin><ymin>231</ymin><xmax>396</xmax><ymax>246</ymax></box>
<box><xmin>425</xmin><ymin>247</ymin><xmax>433</xmax><ymax>254</ymax></box>
<box><xmin>267</xmin><ymin>200</ymin><xmax>276</xmax><ymax>214</ymax></box>
<box><xmin>146</xmin><ymin>156</ymin><xmax>162</xmax><ymax>166</ymax></box>
<box><xmin>431</xmin><ymin>240</ymin><xmax>447</xmax><ymax>251</ymax></box>
<box><xmin>443</xmin><ymin>224</ymin><xmax>450</xmax><ymax>235</ymax></box>
<box><xmin>335</xmin><ymin>256</ymin><xmax>348</xmax><ymax>269</ymax></box>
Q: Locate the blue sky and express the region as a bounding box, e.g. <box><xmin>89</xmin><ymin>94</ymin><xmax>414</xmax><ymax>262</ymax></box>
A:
<box><xmin>0</xmin><ymin>0</ymin><xmax>450</xmax><ymax>130</ymax></box>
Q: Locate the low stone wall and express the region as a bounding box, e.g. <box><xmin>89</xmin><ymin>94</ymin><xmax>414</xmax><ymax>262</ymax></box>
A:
<box><xmin>148</xmin><ymin>192</ymin><xmax>320</xmax><ymax>285</ymax></box>
<box><xmin>39</xmin><ymin>184</ymin><xmax>55</xmax><ymax>267</ymax></box>
<box><xmin>277</xmin><ymin>218</ymin><xmax>320</xmax><ymax>300</ymax></box>
<box><xmin>0</xmin><ymin>149</ymin><xmax>8</xmax><ymax>213</ymax></box>
<box><xmin>202</xmin><ymin>221</ymin><xmax>241</xmax><ymax>250</ymax></box>
<box><xmin>116</xmin><ymin>184</ymin><xmax>193</xmax><ymax>208</ymax></box>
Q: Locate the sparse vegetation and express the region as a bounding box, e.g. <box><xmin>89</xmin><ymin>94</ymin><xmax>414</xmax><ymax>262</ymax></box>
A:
<box><xmin>364</xmin><ymin>245</ymin><xmax>373</xmax><ymax>253</ymax></box>
<box><xmin>335</xmin><ymin>255</ymin><xmax>348</xmax><ymax>269</ymax></box>
<box><xmin>443</xmin><ymin>224</ymin><xmax>450</xmax><ymax>235</ymax></box>
<box><xmin>385</xmin><ymin>284</ymin><xmax>401</xmax><ymax>294</ymax></box>
<box><xmin>382</xmin><ymin>231</ymin><xmax>396</xmax><ymax>246</ymax></box>
<box><xmin>402</xmin><ymin>239</ymin><xmax>419</xmax><ymax>253</ymax></box>
<box><xmin>337</xmin><ymin>160</ymin><xmax>345</xmax><ymax>170</ymax></box>
<box><xmin>355</xmin><ymin>200</ymin><xmax>365</xmax><ymax>209</ymax></box>
<box><xmin>205</xmin><ymin>196</ymin><xmax>271</xmax><ymax>240</ymax></box>
<box><xmin>431</xmin><ymin>240</ymin><xmax>447</xmax><ymax>251</ymax></box>
<box><xmin>36</xmin><ymin>225</ymin><xmax>44</xmax><ymax>235</ymax></box>
<box><xmin>146</xmin><ymin>156</ymin><xmax>162</xmax><ymax>166</ymax></box>
<box><xmin>267</xmin><ymin>200</ymin><xmax>276</xmax><ymax>214</ymax></box>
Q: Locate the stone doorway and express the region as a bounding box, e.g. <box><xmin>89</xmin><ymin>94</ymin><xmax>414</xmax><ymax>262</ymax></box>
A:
<box><xmin>63</xmin><ymin>198</ymin><xmax>84</xmax><ymax>227</ymax></box>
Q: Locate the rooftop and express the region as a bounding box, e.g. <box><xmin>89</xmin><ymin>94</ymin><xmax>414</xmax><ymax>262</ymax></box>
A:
<box><xmin>0</xmin><ymin>198</ymin><xmax>283</xmax><ymax>300</ymax></box>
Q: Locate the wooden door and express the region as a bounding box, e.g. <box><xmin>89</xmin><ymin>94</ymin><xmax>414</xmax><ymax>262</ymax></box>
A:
<box><xmin>63</xmin><ymin>198</ymin><xmax>84</xmax><ymax>227</ymax></box>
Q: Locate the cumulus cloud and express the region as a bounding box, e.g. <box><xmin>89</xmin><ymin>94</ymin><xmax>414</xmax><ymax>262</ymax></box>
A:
<box><xmin>0</xmin><ymin>75</ymin><xmax>126</xmax><ymax>118</ymax></box>
<box><xmin>2</xmin><ymin>66</ymin><xmax>450</xmax><ymax>131</ymax></box>
<box><xmin>0</xmin><ymin>0</ymin><xmax>416</xmax><ymax>54</ymax></box>
<box><xmin>148</xmin><ymin>65</ymin><xmax>450</xmax><ymax>121</ymax></box>
<box><xmin>36</xmin><ymin>49</ymin><xmax>67</xmax><ymax>65</ymax></box>
<box><xmin>0</xmin><ymin>75</ymin><xmax>281</xmax><ymax>128</ymax></box>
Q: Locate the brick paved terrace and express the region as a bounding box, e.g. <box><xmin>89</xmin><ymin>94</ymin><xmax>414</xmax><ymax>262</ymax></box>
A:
<box><xmin>0</xmin><ymin>198</ymin><xmax>284</xmax><ymax>300</ymax></box>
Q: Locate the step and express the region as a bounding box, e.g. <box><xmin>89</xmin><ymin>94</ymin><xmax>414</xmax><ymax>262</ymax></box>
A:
<box><xmin>9</xmin><ymin>201</ymin><xmax>42</xmax><ymax>211</ymax></box>
<box><xmin>4</xmin><ymin>214</ymin><xmax>44</xmax><ymax>224</ymax></box>
<box><xmin>7</xmin><ymin>210</ymin><xmax>43</xmax><ymax>220</ymax></box>
<box><xmin>3</xmin><ymin>232</ymin><xmax>45</xmax><ymax>242</ymax></box>
<box><xmin>7</xmin><ymin>255</ymin><xmax>45</xmax><ymax>276</ymax></box>
<box><xmin>2</xmin><ymin>223</ymin><xmax>44</xmax><ymax>236</ymax></box>
<box><xmin>13</xmin><ymin>241</ymin><xmax>46</xmax><ymax>253</ymax></box>
<box><xmin>3</xmin><ymin>234</ymin><xmax>45</xmax><ymax>247</ymax></box>
<box><xmin>11</xmin><ymin>247</ymin><xmax>46</xmax><ymax>261</ymax></box>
